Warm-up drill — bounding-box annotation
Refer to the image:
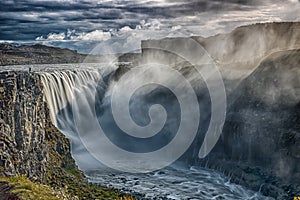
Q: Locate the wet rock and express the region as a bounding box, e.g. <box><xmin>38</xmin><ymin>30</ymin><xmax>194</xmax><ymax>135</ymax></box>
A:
<box><xmin>0</xmin><ymin>71</ymin><xmax>48</xmax><ymax>181</ymax></box>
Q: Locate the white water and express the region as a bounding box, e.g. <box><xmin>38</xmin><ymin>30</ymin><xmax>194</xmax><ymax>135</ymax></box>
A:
<box><xmin>0</xmin><ymin>64</ymin><xmax>272</xmax><ymax>199</ymax></box>
<box><xmin>87</xmin><ymin>166</ymin><xmax>273</xmax><ymax>200</ymax></box>
<box><xmin>40</xmin><ymin>70</ymin><xmax>101</xmax><ymax>124</ymax></box>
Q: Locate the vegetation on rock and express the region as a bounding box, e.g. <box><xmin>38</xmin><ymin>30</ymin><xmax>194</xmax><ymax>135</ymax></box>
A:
<box><xmin>0</xmin><ymin>71</ymin><xmax>135</xmax><ymax>200</ymax></box>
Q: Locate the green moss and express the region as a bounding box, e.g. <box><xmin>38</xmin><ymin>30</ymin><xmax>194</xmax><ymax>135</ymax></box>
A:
<box><xmin>0</xmin><ymin>175</ymin><xmax>70</xmax><ymax>200</ymax></box>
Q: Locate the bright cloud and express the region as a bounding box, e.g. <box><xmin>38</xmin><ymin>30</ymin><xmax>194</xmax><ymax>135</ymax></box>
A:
<box><xmin>36</xmin><ymin>29</ymin><xmax>111</xmax><ymax>41</ymax></box>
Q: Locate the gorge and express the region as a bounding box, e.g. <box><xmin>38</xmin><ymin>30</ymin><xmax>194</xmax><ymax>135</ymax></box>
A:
<box><xmin>1</xmin><ymin>22</ymin><xmax>300</xmax><ymax>199</ymax></box>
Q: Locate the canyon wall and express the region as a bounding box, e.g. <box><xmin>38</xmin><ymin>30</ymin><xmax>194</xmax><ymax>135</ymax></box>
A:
<box><xmin>0</xmin><ymin>71</ymin><xmax>80</xmax><ymax>186</ymax></box>
<box><xmin>0</xmin><ymin>71</ymin><xmax>130</xmax><ymax>200</ymax></box>
<box><xmin>201</xmin><ymin>49</ymin><xmax>300</xmax><ymax>199</ymax></box>
<box><xmin>140</xmin><ymin>22</ymin><xmax>300</xmax><ymax>198</ymax></box>
<box><xmin>0</xmin><ymin>71</ymin><xmax>49</xmax><ymax>181</ymax></box>
<box><xmin>141</xmin><ymin>22</ymin><xmax>300</xmax><ymax>92</ymax></box>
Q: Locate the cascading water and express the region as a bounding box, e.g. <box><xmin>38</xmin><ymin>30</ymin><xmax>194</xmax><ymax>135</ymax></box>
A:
<box><xmin>41</xmin><ymin>70</ymin><xmax>101</xmax><ymax>126</ymax></box>
<box><xmin>40</xmin><ymin>67</ymin><xmax>116</xmax><ymax>169</ymax></box>
<box><xmin>39</xmin><ymin>65</ymin><xmax>273</xmax><ymax>200</ymax></box>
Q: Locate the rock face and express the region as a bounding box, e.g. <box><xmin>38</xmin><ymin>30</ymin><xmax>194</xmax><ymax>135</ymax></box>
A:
<box><xmin>0</xmin><ymin>71</ymin><xmax>48</xmax><ymax>181</ymax></box>
<box><xmin>222</xmin><ymin>49</ymin><xmax>300</xmax><ymax>171</ymax></box>
<box><xmin>141</xmin><ymin>22</ymin><xmax>300</xmax><ymax>92</ymax></box>
<box><xmin>0</xmin><ymin>70</ymin><xmax>82</xmax><ymax>185</ymax></box>
<box><xmin>201</xmin><ymin>49</ymin><xmax>300</xmax><ymax>199</ymax></box>
<box><xmin>0</xmin><ymin>71</ymin><xmax>81</xmax><ymax>186</ymax></box>
<box><xmin>140</xmin><ymin>22</ymin><xmax>300</xmax><ymax>199</ymax></box>
<box><xmin>0</xmin><ymin>71</ymin><xmax>131</xmax><ymax>200</ymax></box>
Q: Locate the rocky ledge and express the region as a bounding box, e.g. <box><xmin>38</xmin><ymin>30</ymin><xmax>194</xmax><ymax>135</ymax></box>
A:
<box><xmin>0</xmin><ymin>71</ymin><xmax>133</xmax><ymax>199</ymax></box>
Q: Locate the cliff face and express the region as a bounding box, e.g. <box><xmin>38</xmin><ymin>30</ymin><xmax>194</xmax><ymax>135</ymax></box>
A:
<box><xmin>223</xmin><ymin>50</ymin><xmax>300</xmax><ymax>171</ymax></box>
<box><xmin>200</xmin><ymin>49</ymin><xmax>300</xmax><ymax>198</ymax></box>
<box><xmin>0</xmin><ymin>71</ymin><xmax>131</xmax><ymax>200</ymax></box>
<box><xmin>141</xmin><ymin>22</ymin><xmax>300</xmax><ymax>92</ymax></box>
<box><xmin>139</xmin><ymin>22</ymin><xmax>300</xmax><ymax>198</ymax></box>
<box><xmin>0</xmin><ymin>71</ymin><xmax>48</xmax><ymax>181</ymax></box>
<box><xmin>0</xmin><ymin>71</ymin><xmax>76</xmax><ymax>183</ymax></box>
<box><xmin>193</xmin><ymin>22</ymin><xmax>300</xmax><ymax>67</ymax></box>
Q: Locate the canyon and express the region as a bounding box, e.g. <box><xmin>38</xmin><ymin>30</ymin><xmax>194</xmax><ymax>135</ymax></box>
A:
<box><xmin>0</xmin><ymin>22</ymin><xmax>300</xmax><ymax>199</ymax></box>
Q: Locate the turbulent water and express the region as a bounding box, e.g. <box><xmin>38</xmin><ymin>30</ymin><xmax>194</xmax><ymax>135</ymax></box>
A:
<box><xmin>2</xmin><ymin>64</ymin><xmax>272</xmax><ymax>199</ymax></box>
<box><xmin>87</xmin><ymin>166</ymin><xmax>273</xmax><ymax>200</ymax></box>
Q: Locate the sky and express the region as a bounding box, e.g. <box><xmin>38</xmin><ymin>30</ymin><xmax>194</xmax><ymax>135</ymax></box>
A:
<box><xmin>0</xmin><ymin>0</ymin><xmax>299</xmax><ymax>54</ymax></box>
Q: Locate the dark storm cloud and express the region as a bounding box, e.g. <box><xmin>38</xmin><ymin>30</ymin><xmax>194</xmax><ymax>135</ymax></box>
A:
<box><xmin>0</xmin><ymin>0</ymin><xmax>264</xmax><ymax>40</ymax></box>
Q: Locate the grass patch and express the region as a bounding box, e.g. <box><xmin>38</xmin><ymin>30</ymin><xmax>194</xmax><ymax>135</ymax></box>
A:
<box><xmin>0</xmin><ymin>175</ymin><xmax>70</xmax><ymax>200</ymax></box>
<box><xmin>0</xmin><ymin>175</ymin><xmax>136</xmax><ymax>200</ymax></box>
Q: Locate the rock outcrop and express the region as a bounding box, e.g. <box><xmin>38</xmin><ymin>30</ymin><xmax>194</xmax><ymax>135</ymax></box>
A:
<box><xmin>0</xmin><ymin>71</ymin><xmax>48</xmax><ymax>181</ymax></box>
<box><xmin>140</xmin><ymin>22</ymin><xmax>300</xmax><ymax>199</ymax></box>
<box><xmin>141</xmin><ymin>22</ymin><xmax>300</xmax><ymax>92</ymax></box>
<box><xmin>0</xmin><ymin>71</ymin><xmax>132</xmax><ymax>199</ymax></box>
<box><xmin>201</xmin><ymin>49</ymin><xmax>300</xmax><ymax>199</ymax></box>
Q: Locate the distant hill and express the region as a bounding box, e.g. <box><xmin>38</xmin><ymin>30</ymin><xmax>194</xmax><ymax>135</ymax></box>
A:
<box><xmin>0</xmin><ymin>43</ymin><xmax>140</xmax><ymax>66</ymax></box>
<box><xmin>0</xmin><ymin>44</ymin><xmax>86</xmax><ymax>65</ymax></box>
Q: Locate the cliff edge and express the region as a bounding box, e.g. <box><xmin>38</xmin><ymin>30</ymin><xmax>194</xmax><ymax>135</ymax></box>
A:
<box><xmin>0</xmin><ymin>71</ymin><xmax>133</xmax><ymax>199</ymax></box>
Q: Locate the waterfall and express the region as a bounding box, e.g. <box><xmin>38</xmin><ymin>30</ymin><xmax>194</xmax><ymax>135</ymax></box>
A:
<box><xmin>38</xmin><ymin>59</ymin><xmax>224</xmax><ymax>173</ymax></box>
<box><xmin>38</xmin><ymin>64</ymin><xmax>200</xmax><ymax>172</ymax></box>
<box><xmin>40</xmin><ymin>68</ymin><xmax>116</xmax><ymax>170</ymax></box>
<box><xmin>38</xmin><ymin>68</ymin><xmax>272</xmax><ymax>198</ymax></box>
<box><xmin>40</xmin><ymin>70</ymin><xmax>101</xmax><ymax>126</ymax></box>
